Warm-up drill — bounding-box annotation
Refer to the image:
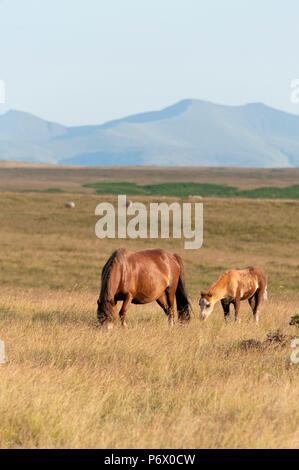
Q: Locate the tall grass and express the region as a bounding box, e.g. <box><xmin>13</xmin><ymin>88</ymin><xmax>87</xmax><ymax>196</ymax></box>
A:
<box><xmin>0</xmin><ymin>192</ymin><xmax>298</xmax><ymax>448</ymax></box>
<box><xmin>0</xmin><ymin>291</ymin><xmax>298</xmax><ymax>448</ymax></box>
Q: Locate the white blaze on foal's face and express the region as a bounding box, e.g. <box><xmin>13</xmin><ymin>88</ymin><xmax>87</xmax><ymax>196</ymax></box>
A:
<box><xmin>199</xmin><ymin>294</ymin><xmax>214</xmax><ymax>320</ymax></box>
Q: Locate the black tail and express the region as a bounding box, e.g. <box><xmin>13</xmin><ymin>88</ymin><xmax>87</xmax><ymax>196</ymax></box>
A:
<box><xmin>174</xmin><ymin>254</ymin><xmax>191</xmax><ymax>322</ymax></box>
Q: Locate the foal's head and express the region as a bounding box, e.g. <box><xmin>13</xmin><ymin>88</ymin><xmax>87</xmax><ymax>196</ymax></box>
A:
<box><xmin>199</xmin><ymin>292</ymin><xmax>215</xmax><ymax>320</ymax></box>
<box><xmin>97</xmin><ymin>298</ymin><xmax>116</xmax><ymax>329</ymax></box>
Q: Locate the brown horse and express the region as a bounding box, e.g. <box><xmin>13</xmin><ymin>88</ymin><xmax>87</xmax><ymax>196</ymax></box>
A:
<box><xmin>199</xmin><ymin>266</ymin><xmax>267</xmax><ymax>323</ymax></box>
<box><xmin>97</xmin><ymin>248</ymin><xmax>191</xmax><ymax>328</ymax></box>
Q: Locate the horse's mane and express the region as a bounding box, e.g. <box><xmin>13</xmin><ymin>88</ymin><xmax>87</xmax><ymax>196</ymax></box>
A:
<box><xmin>209</xmin><ymin>270</ymin><xmax>230</xmax><ymax>294</ymax></box>
<box><xmin>100</xmin><ymin>249</ymin><xmax>126</xmax><ymax>301</ymax></box>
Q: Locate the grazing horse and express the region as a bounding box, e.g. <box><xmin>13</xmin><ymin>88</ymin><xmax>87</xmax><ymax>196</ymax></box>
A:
<box><xmin>97</xmin><ymin>248</ymin><xmax>191</xmax><ymax>329</ymax></box>
<box><xmin>199</xmin><ymin>266</ymin><xmax>267</xmax><ymax>323</ymax></box>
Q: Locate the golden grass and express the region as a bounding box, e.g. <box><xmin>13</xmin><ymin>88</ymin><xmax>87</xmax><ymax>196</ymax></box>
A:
<box><xmin>0</xmin><ymin>189</ymin><xmax>298</xmax><ymax>448</ymax></box>
<box><xmin>0</xmin><ymin>291</ymin><xmax>298</xmax><ymax>449</ymax></box>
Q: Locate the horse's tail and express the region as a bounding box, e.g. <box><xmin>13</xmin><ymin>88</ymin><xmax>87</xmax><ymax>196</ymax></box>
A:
<box><xmin>174</xmin><ymin>253</ymin><xmax>191</xmax><ymax>322</ymax></box>
<box><xmin>97</xmin><ymin>249</ymin><xmax>121</xmax><ymax>325</ymax></box>
<box><xmin>100</xmin><ymin>249</ymin><xmax>121</xmax><ymax>300</ymax></box>
<box><xmin>263</xmin><ymin>285</ymin><xmax>268</xmax><ymax>301</ymax></box>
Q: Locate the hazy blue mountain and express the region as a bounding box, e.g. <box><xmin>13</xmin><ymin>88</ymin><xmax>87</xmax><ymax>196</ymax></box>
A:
<box><xmin>0</xmin><ymin>99</ymin><xmax>299</xmax><ymax>167</ymax></box>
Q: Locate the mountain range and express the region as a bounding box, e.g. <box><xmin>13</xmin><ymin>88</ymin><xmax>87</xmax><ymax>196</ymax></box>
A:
<box><xmin>0</xmin><ymin>99</ymin><xmax>299</xmax><ymax>167</ymax></box>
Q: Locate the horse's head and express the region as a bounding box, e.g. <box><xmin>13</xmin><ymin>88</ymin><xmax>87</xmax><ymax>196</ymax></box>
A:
<box><xmin>97</xmin><ymin>298</ymin><xmax>116</xmax><ymax>329</ymax></box>
<box><xmin>199</xmin><ymin>292</ymin><xmax>215</xmax><ymax>320</ymax></box>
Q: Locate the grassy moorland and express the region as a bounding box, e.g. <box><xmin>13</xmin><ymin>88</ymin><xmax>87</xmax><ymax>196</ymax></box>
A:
<box><xmin>1</xmin><ymin>162</ymin><xmax>299</xmax><ymax>192</ymax></box>
<box><xmin>0</xmin><ymin>167</ymin><xmax>298</xmax><ymax>448</ymax></box>
<box><xmin>84</xmin><ymin>181</ymin><xmax>299</xmax><ymax>199</ymax></box>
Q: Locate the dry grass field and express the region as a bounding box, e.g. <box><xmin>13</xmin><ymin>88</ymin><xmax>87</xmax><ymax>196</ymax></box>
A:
<box><xmin>1</xmin><ymin>161</ymin><xmax>299</xmax><ymax>192</ymax></box>
<box><xmin>0</xmin><ymin>166</ymin><xmax>298</xmax><ymax>449</ymax></box>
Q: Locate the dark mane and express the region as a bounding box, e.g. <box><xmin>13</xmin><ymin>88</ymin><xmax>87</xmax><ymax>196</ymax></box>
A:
<box><xmin>100</xmin><ymin>249</ymin><xmax>120</xmax><ymax>301</ymax></box>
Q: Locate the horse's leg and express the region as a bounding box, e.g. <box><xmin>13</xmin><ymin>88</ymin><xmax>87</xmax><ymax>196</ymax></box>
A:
<box><xmin>234</xmin><ymin>290</ymin><xmax>241</xmax><ymax>323</ymax></box>
<box><xmin>248</xmin><ymin>295</ymin><xmax>256</xmax><ymax>323</ymax></box>
<box><xmin>248</xmin><ymin>295</ymin><xmax>255</xmax><ymax>312</ymax></box>
<box><xmin>221</xmin><ymin>299</ymin><xmax>230</xmax><ymax>322</ymax></box>
<box><xmin>165</xmin><ymin>287</ymin><xmax>176</xmax><ymax>326</ymax></box>
<box><xmin>118</xmin><ymin>294</ymin><xmax>132</xmax><ymax>328</ymax></box>
<box><xmin>156</xmin><ymin>293</ymin><xmax>169</xmax><ymax>317</ymax></box>
<box><xmin>252</xmin><ymin>289</ymin><xmax>264</xmax><ymax>324</ymax></box>
<box><xmin>156</xmin><ymin>292</ymin><xmax>174</xmax><ymax>326</ymax></box>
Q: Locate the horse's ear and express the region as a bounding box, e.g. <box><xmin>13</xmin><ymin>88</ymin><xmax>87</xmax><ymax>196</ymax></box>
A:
<box><xmin>97</xmin><ymin>298</ymin><xmax>101</xmax><ymax>306</ymax></box>
<box><xmin>201</xmin><ymin>291</ymin><xmax>212</xmax><ymax>298</ymax></box>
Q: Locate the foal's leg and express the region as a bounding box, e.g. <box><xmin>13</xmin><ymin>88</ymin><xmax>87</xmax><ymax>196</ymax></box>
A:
<box><xmin>221</xmin><ymin>299</ymin><xmax>231</xmax><ymax>322</ymax></box>
<box><xmin>234</xmin><ymin>290</ymin><xmax>241</xmax><ymax>323</ymax></box>
<box><xmin>248</xmin><ymin>295</ymin><xmax>255</xmax><ymax>312</ymax></box>
<box><xmin>248</xmin><ymin>295</ymin><xmax>256</xmax><ymax>322</ymax></box>
<box><xmin>252</xmin><ymin>289</ymin><xmax>264</xmax><ymax>324</ymax></box>
<box><xmin>118</xmin><ymin>294</ymin><xmax>132</xmax><ymax>328</ymax></box>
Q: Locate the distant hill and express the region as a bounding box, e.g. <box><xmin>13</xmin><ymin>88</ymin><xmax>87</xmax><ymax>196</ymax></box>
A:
<box><xmin>0</xmin><ymin>99</ymin><xmax>299</xmax><ymax>167</ymax></box>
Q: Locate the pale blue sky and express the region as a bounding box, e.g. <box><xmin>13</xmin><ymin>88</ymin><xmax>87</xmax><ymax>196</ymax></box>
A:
<box><xmin>0</xmin><ymin>0</ymin><xmax>298</xmax><ymax>125</ymax></box>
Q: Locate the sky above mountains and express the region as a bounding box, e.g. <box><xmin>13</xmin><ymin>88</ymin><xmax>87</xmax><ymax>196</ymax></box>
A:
<box><xmin>0</xmin><ymin>0</ymin><xmax>298</xmax><ymax>126</ymax></box>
